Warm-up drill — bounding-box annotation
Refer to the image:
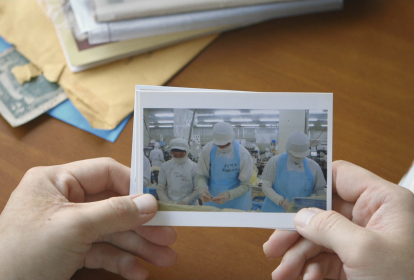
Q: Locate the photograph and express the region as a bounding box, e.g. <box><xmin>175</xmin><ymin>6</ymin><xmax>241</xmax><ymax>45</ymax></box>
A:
<box><xmin>131</xmin><ymin>86</ymin><xmax>333</xmax><ymax>229</ymax></box>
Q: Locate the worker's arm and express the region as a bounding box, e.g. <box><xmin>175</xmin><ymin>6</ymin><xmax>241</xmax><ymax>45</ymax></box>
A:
<box><xmin>313</xmin><ymin>163</ymin><xmax>327</xmax><ymax>196</ymax></box>
<box><xmin>159</xmin><ymin>151</ymin><xmax>165</xmax><ymax>163</ymax></box>
<box><xmin>228</xmin><ymin>180</ymin><xmax>250</xmax><ymax>199</ymax></box>
<box><xmin>180</xmin><ymin>168</ymin><xmax>200</xmax><ymax>205</ymax></box>
<box><xmin>197</xmin><ymin>175</ymin><xmax>212</xmax><ymax>202</ymax></box>
<box><xmin>262</xmin><ymin>180</ymin><xmax>284</xmax><ymax>205</ymax></box>
<box><xmin>156</xmin><ymin>166</ymin><xmax>174</xmax><ymax>203</ymax></box>
<box><xmin>180</xmin><ymin>189</ymin><xmax>199</xmax><ymax>205</ymax></box>
<box><xmin>156</xmin><ymin>183</ymin><xmax>173</xmax><ymax>203</ymax></box>
<box><xmin>261</xmin><ymin>155</ymin><xmax>286</xmax><ymax>206</ymax></box>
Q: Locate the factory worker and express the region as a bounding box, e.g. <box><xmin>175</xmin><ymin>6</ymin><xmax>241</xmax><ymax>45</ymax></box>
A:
<box><xmin>157</xmin><ymin>138</ymin><xmax>199</xmax><ymax>205</ymax></box>
<box><xmin>143</xmin><ymin>156</ymin><xmax>152</xmax><ymax>194</ymax></box>
<box><xmin>197</xmin><ymin>122</ymin><xmax>253</xmax><ymax>211</ymax></box>
<box><xmin>252</xmin><ymin>144</ymin><xmax>261</xmax><ymax>160</ymax></box>
<box><xmin>149</xmin><ymin>142</ymin><xmax>165</xmax><ymax>169</ymax></box>
<box><xmin>264</xmin><ymin>148</ymin><xmax>272</xmax><ymax>159</ymax></box>
<box><xmin>261</xmin><ymin>131</ymin><xmax>326</xmax><ymax>213</ymax></box>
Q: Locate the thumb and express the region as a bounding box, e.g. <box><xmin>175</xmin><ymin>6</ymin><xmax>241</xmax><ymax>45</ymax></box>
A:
<box><xmin>75</xmin><ymin>194</ymin><xmax>158</xmax><ymax>239</ymax></box>
<box><xmin>294</xmin><ymin>208</ymin><xmax>364</xmax><ymax>257</ymax></box>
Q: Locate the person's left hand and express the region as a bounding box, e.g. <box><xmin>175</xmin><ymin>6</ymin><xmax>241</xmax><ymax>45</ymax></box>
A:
<box><xmin>0</xmin><ymin>158</ymin><xmax>177</xmax><ymax>280</ymax></box>
<box><xmin>212</xmin><ymin>192</ymin><xmax>231</xmax><ymax>204</ymax></box>
<box><xmin>281</xmin><ymin>199</ymin><xmax>290</xmax><ymax>211</ymax></box>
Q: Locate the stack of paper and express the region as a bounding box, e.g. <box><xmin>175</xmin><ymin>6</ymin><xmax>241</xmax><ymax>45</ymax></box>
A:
<box><xmin>63</xmin><ymin>0</ymin><xmax>342</xmax><ymax>71</ymax></box>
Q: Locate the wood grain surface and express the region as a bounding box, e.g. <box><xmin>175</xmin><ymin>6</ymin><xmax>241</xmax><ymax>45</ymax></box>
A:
<box><xmin>0</xmin><ymin>1</ymin><xmax>413</xmax><ymax>279</ymax></box>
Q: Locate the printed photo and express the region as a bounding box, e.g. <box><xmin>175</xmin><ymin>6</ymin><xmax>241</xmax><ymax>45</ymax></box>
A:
<box><xmin>131</xmin><ymin>86</ymin><xmax>332</xmax><ymax>229</ymax></box>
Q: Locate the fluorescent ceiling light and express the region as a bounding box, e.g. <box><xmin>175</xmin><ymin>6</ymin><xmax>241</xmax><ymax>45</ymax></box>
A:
<box><xmin>155</xmin><ymin>113</ymin><xmax>174</xmax><ymax>117</ymax></box>
<box><xmin>259</xmin><ymin>118</ymin><xmax>279</xmax><ymax>122</ymax></box>
<box><xmin>308</xmin><ymin>124</ymin><xmax>315</xmax><ymax>127</ymax></box>
<box><xmin>309</xmin><ymin>118</ymin><xmax>318</xmax><ymax>122</ymax></box>
<box><xmin>196</xmin><ymin>113</ymin><xmax>213</xmax><ymax>117</ymax></box>
<box><xmin>203</xmin><ymin>119</ymin><xmax>222</xmax><ymax>122</ymax></box>
<box><xmin>231</xmin><ymin>118</ymin><xmax>252</xmax><ymax>122</ymax></box>
<box><xmin>265</xmin><ymin>124</ymin><xmax>277</xmax><ymax>127</ymax></box>
<box><xmin>241</xmin><ymin>124</ymin><xmax>260</xmax><ymax>127</ymax></box>
<box><xmin>250</xmin><ymin>110</ymin><xmax>279</xmax><ymax>115</ymax></box>
<box><xmin>309</xmin><ymin>110</ymin><xmax>327</xmax><ymax>114</ymax></box>
<box><xmin>149</xmin><ymin>125</ymin><xmax>155</xmax><ymax>128</ymax></box>
<box><xmin>215</xmin><ymin>110</ymin><xmax>240</xmax><ymax>115</ymax></box>
<box><xmin>196</xmin><ymin>124</ymin><xmax>213</xmax><ymax>127</ymax></box>
<box><xmin>159</xmin><ymin>125</ymin><xmax>173</xmax><ymax>128</ymax></box>
<box><xmin>158</xmin><ymin>120</ymin><xmax>174</xmax><ymax>124</ymax></box>
<box><xmin>321</xmin><ymin>124</ymin><xmax>328</xmax><ymax>127</ymax></box>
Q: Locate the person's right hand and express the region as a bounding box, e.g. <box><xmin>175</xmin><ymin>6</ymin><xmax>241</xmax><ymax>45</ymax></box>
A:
<box><xmin>263</xmin><ymin>160</ymin><xmax>414</xmax><ymax>280</ymax></box>
<box><xmin>199</xmin><ymin>187</ymin><xmax>213</xmax><ymax>203</ymax></box>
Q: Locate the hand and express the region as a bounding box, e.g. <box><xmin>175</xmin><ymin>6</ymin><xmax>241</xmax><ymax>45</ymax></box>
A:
<box><xmin>199</xmin><ymin>187</ymin><xmax>213</xmax><ymax>203</ymax></box>
<box><xmin>212</xmin><ymin>191</ymin><xmax>231</xmax><ymax>204</ymax></box>
<box><xmin>281</xmin><ymin>199</ymin><xmax>290</xmax><ymax>211</ymax></box>
<box><xmin>263</xmin><ymin>160</ymin><xmax>414</xmax><ymax>280</ymax></box>
<box><xmin>0</xmin><ymin>158</ymin><xmax>177</xmax><ymax>280</ymax></box>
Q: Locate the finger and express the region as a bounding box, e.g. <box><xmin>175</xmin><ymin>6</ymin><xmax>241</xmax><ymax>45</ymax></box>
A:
<box><xmin>84</xmin><ymin>243</ymin><xmax>149</xmax><ymax>280</ymax></box>
<box><xmin>84</xmin><ymin>190</ymin><xmax>120</xmax><ymax>202</ymax></box>
<box><xmin>332</xmin><ymin>160</ymin><xmax>394</xmax><ymax>203</ymax></box>
<box><xmin>99</xmin><ymin>230</ymin><xmax>177</xmax><ymax>267</ymax></box>
<box><xmin>73</xmin><ymin>194</ymin><xmax>158</xmax><ymax>239</ymax></box>
<box><xmin>271</xmin><ymin>237</ymin><xmax>325</xmax><ymax>280</ymax></box>
<box><xmin>332</xmin><ymin>193</ymin><xmax>353</xmax><ymax>220</ymax></box>
<box><xmin>294</xmin><ymin>207</ymin><xmax>367</xmax><ymax>261</ymax></box>
<box><xmin>263</xmin><ymin>230</ymin><xmax>300</xmax><ymax>259</ymax></box>
<box><xmin>135</xmin><ymin>226</ymin><xmax>177</xmax><ymax>246</ymax></box>
<box><xmin>302</xmin><ymin>252</ymin><xmax>346</xmax><ymax>280</ymax></box>
<box><xmin>50</xmin><ymin>158</ymin><xmax>130</xmax><ymax>202</ymax></box>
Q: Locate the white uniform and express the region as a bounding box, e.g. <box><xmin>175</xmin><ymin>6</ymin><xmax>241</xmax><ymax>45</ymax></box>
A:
<box><xmin>197</xmin><ymin>141</ymin><xmax>253</xmax><ymax>199</ymax></box>
<box><xmin>149</xmin><ymin>147</ymin><xmax>165</xmax><ymax>168</ymax></box>
<box><xmin>157</xmin><ymin>158</ymin><xmax>199</xmax><ymax>205</ymax></box>
<box><xmin>262</xmin><ymin>154</ymin><xmax>326</xmax><ymax>205</ymax></box>
<box><xmin>143</xmin><ymin>156</ymin><xmax>151</xmax><ymax>187</ymax></box>
<box><xmin>253</xmin><ymin>144</ymin><xmax>261</xmax><ymax>160</ymax></box>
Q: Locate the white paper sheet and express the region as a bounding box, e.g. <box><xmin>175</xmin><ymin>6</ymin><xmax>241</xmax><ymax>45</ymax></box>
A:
<box><xmin>70</xmin><ymin>0</ymin><xmax>343</xmax><ymax>44</ymax></box>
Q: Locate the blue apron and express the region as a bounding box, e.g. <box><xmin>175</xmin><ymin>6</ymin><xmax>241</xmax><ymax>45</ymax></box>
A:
<box><xmin>261</xmin><ymin>153</ymin><xmax>313</xmax><ymax>213</ymax></box>
<box><xmin>204</xmin><ymin>140</ymin><xmax>252</xmax><ymax>211</ymax></box>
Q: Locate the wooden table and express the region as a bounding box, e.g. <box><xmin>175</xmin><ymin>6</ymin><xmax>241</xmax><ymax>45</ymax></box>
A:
<box><xmin>1</xmin><ymin>1</ymin><xmax>413</xmax><ymax>279</ymax></box>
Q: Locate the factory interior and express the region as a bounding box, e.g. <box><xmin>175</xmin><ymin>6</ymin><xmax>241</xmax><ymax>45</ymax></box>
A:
<box><xmin>143</xmin><ymin>108</ymin><xmax>328</xmax><ymax>211</ymax></box>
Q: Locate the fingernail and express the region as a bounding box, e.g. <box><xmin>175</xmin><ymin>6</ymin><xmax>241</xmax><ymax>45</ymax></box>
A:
<box><xmin>133</xmin><ymin>195</ymin><xmax>156</xmax><ymax>214</ymax></box>
<box><xmin>295</xmin><ymin>208</ymin><xmax>318</xmax><ymax>228</ymax></box>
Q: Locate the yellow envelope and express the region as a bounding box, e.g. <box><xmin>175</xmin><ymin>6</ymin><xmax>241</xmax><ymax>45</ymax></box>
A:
<box><xmin>0</xmin><ymin>1</ymin><xmax>217</xmax><ymax>129</ymax></box>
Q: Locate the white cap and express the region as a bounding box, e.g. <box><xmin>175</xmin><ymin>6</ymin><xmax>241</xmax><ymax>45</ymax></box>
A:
<box><xmin>286</xmin><ymin>131</ymin><xmax>310</xmax><ymax>158</ymax></box>
<box><xmin>154</xmin><ymin>142</ymin><xmax>160</xmax><ymax>148</ymax></box>
<box><xmin>170</xmin><ymin>138</ymin><xmax>189</xmax><ymax>153</ymax></box>
<box><xmin>213</xmin><ymin>122</ymin><xmax>234</xmax><ymax>146</ymax></box>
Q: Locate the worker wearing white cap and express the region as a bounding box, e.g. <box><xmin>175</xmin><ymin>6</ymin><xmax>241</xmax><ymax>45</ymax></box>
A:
<box><xmin>156</xmin><ymin>138</ymin><xmax>199</xmax><ymax>205</ymax></box>
<box><xmin>149</xmin><ymin>142</ymin><xmax>165</xmax><ymax>170</ymax></box>
<box><xmin>197</xmin><ymin>122</ymin><xmax>253</xmax><ymax>211</ymax></box>
<box><xmin>143</xmin><ymin>156</ymin><xmax>151</xmax><ymax>194</ymax></box>
<box><xmin>261</xmin><ymin>131</ymin><xmax>326</xmax><ymax>212</ymax></box>
<box><xmin>264</xmin><ymin>148</ymin><xmax>272</xmax><ymax>159</ymax></box>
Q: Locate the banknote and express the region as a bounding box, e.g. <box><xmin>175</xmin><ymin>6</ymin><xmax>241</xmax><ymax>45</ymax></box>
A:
<box><xmin>0</xmin><ymin>47</ymin><xmax>67</xmax><ymax>127</ymax></box>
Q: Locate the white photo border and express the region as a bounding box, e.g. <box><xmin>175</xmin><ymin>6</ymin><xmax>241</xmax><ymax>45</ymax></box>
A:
<box><xmin>131</xmin><ymin>85</ymin><xmax>333</xmax><ymax>230</ymax></box>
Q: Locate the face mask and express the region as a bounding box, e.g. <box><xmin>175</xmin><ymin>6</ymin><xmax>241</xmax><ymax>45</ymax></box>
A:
<box><xmin>218</xmin><ymin>143</ymin><xmax>233</xmax><ymax>153</ymax></box>
<box><xmin>288</xmin><ymin>153</ymin><xmax>304</xmax><ymax>164</ymax></box>
<box><xmin>173</xmin><ymin>157</ymin><xmax>187</xmax><ymax>165</ymax></box>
